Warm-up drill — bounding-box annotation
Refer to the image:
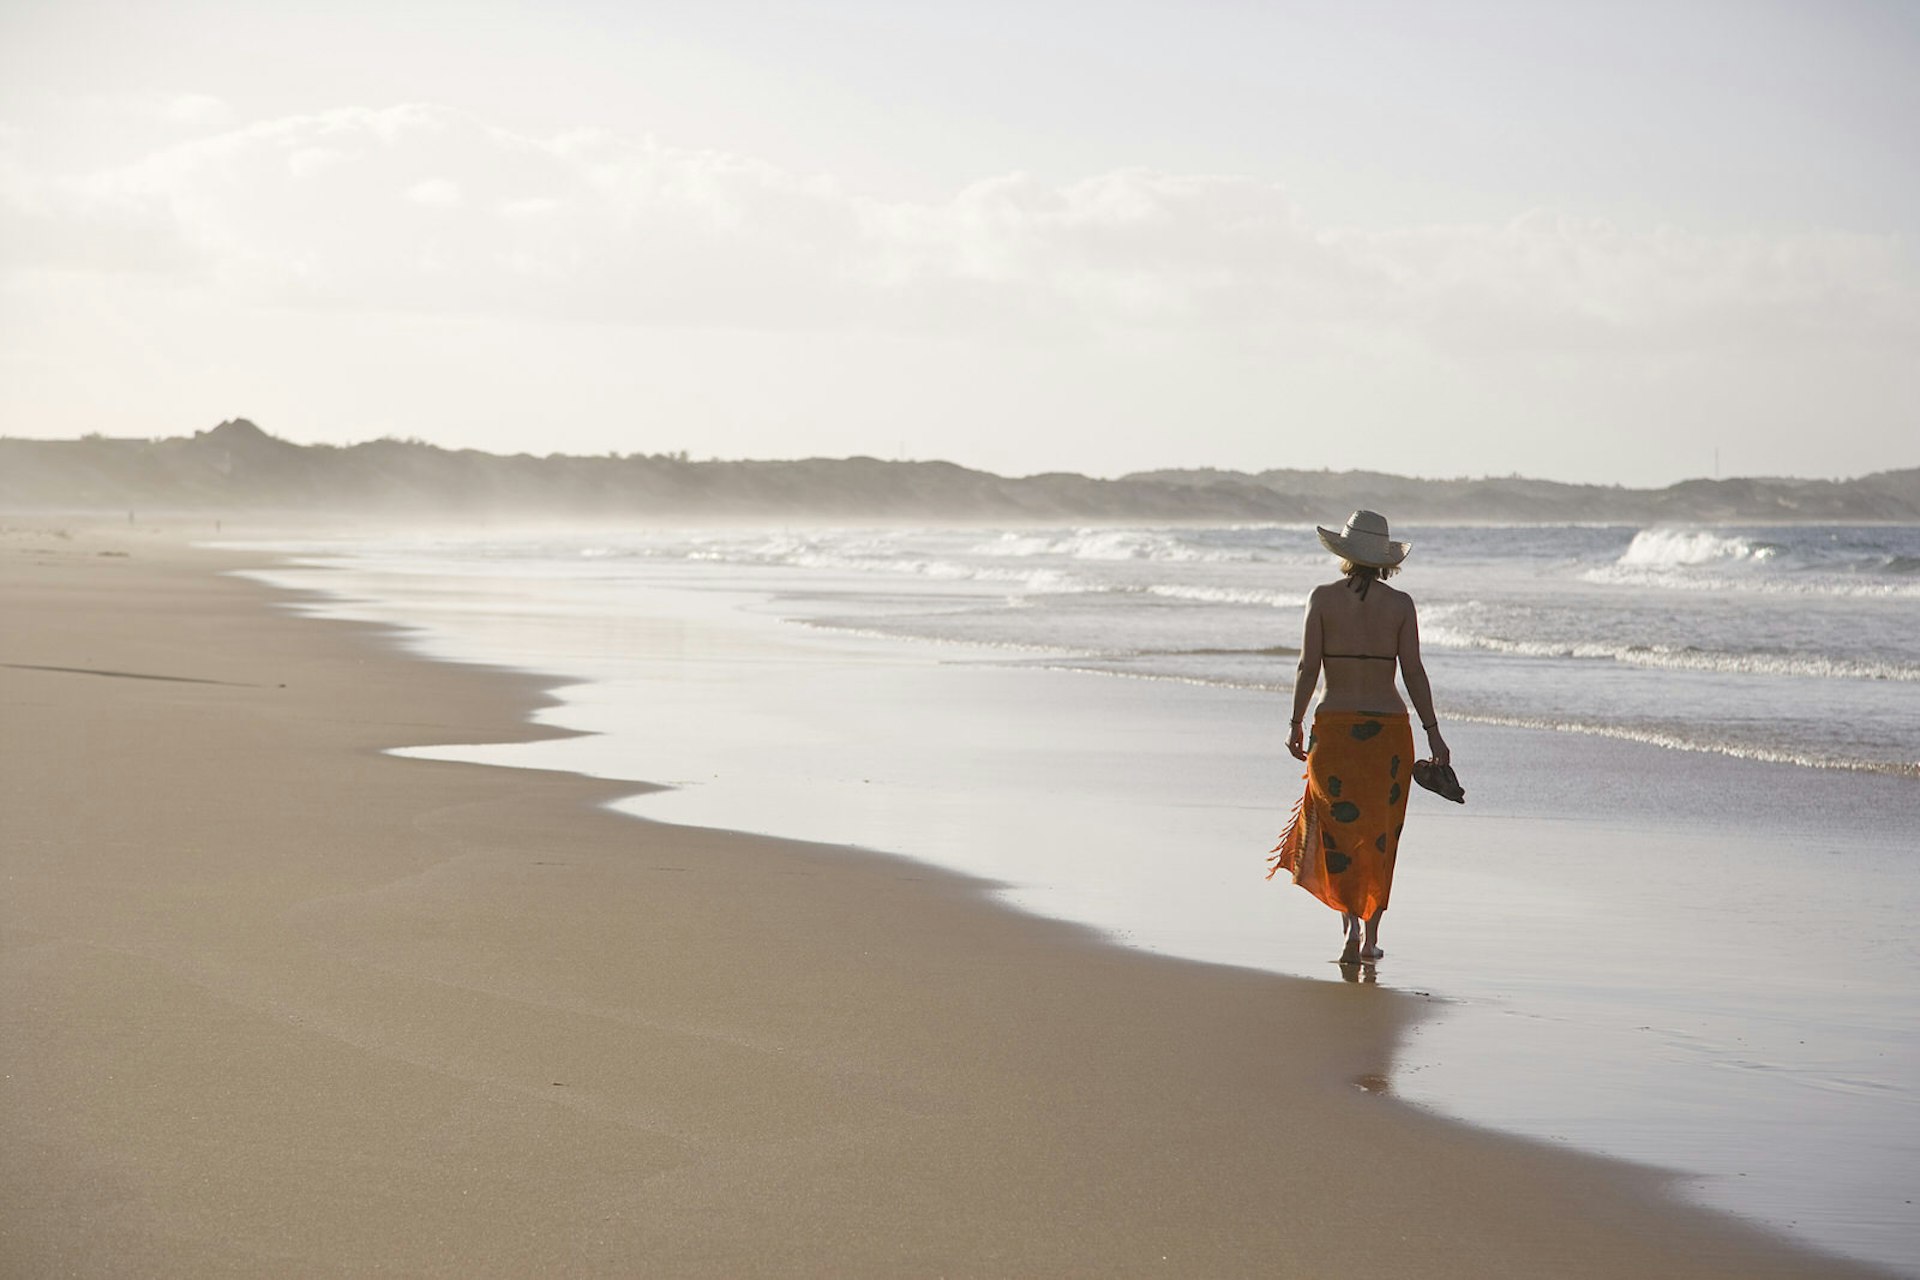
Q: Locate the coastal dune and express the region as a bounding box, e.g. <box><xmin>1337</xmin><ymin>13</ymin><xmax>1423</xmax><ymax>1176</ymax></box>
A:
<box><xmin>0</xmin><ymin>525</ymin><xmax>1880</xmax><ymax>1277</ymax></box>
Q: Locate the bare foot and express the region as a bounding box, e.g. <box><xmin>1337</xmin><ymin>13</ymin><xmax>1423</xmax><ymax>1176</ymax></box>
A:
<box><xmin>1339</xmin><ymin>934</ymin><xmax>1362</xmax><ymax>964</ymax></box>
<box><xmin>1361</xmin><ymin>944</ymin><xmax>1385</xmax><ymax>961</ymax></box>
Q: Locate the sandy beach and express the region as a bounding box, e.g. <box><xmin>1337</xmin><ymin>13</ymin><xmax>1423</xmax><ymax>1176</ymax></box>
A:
<box><xmin>0</xmin><ymin>522</ymin><xmax>1891</xmax><ymax>1277</ymax></box>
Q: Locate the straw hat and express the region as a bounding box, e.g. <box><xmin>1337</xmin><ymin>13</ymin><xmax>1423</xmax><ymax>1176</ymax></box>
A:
<box><xmin>1316</xmin><ymin>509</ymin><xmax>1410</xmax><ymax>568</ymax></box>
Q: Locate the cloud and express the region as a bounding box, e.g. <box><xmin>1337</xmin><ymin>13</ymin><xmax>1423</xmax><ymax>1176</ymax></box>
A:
<box><xmin>160</xmin><ymin>93</ymin><xmax>231</xmax><ymax>126</ymax></box>
<box><xmin>288</xmin><ymin>147</ymin><xmax>347</xmax><ymax>181</ymax></box>
<box><xmin>406</xmin><ymin>177</ymin><xmax>463</xmax><ymax>207</ymax></box>
<box><xmin>498</xmin><ymin>196</ymin><xmax>561</xmax><ymax>219</ymax></box>
<box><xmin>0</xmin><ymin>103</ymin><xmax>1911</xmax><ymax>361</ymax></box>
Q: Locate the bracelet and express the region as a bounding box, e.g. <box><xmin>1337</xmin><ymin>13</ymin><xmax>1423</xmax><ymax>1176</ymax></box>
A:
<box><xmin>1422</xmin><ymin>720</ymin><xmax>1438</xmax><ymax>731</ymax></box>
<box><xmin>1290</xmin><ymin>719</ymin><xmax>1303</xmax><ymax>727</ymax></box>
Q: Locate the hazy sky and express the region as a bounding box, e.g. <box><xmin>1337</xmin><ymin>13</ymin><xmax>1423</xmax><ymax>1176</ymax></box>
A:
<box><xmin>2</xmin><ymin>0</ymin><xmax>1915</xmax><ymax>483</ymax></box>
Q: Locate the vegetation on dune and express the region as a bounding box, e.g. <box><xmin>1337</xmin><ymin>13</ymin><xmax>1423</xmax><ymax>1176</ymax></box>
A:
<box><xmin>3</xmin><ymin>419</ymin><xmax>1915</xmax><ymax>522</ymax></box>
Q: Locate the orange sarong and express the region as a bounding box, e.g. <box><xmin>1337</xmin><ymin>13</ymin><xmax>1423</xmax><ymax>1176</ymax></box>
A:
<box><xmin>1267</xmin><ymin>710</ymin><xmax>1415</xmax><ymax>920</ymax></box>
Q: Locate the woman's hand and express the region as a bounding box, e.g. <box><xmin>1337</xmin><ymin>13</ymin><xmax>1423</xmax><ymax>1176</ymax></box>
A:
<box><xmin>1426</xmin><ymin>727</ymin><xmax>1450</xmax><ymax>767</ymax></box>
<box><xmin>1287</xmin><ymin>721</ymin><xmax>1307</xmax><ymax>761</ymax></box>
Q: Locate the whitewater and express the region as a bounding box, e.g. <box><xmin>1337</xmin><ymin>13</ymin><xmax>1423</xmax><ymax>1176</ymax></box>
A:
<box><xmin>330</xmin><ymin>521</ymin><xmax>1920</xmax><ymax>775</ymax></box>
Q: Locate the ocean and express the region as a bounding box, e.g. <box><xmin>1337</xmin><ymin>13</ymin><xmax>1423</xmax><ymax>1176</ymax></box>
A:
<box><xmin>238</xmin><ymin>520</ymin><xmax>1920</xmax><ymax>1273</ymax></box>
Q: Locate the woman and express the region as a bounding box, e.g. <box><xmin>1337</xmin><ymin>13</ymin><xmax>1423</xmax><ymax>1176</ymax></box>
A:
<box><xmin>1269</xmin><ymin>510</ymin><xmax>1449</xmax><ymax>965</ymax></box>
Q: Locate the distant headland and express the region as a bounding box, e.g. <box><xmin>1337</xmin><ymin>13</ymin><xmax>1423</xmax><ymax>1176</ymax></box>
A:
<box><xmin>3</xmin><ymin>418</ymin><xmax>1916</xmax><ymax>523</ymax></box>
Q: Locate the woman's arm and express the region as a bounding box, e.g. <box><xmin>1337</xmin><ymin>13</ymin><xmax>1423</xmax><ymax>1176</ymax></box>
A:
<box><xmin>1287</xmin><ymin>592</ymin><xmax>1324</xmax><ymax>760</ymax></box>
<box><xmin>1398</xmin><ymin>599</ymin><xmax>1450</xmax><ymax>765</ymax></box>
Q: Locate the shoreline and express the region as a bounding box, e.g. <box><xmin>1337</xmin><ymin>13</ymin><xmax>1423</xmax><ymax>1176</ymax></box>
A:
<box><xmin>1</xmin><ymin>520</ymin><xmax>1892</xmax><ymax>1277</ymax></box>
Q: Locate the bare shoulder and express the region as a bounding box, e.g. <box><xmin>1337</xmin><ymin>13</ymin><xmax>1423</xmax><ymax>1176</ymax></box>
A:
<box><xmin>1308</xmin><ymin>581</ymin><xmax>1345</xmax><ymax>606</ymax></box>
<box><xmin>1376</xmin><ymin>580</ymin><xmax>1418</xmax><ymax>618</ymax></box>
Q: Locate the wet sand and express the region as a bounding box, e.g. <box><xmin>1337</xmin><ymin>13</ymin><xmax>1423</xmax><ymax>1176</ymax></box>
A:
<box><xmin>0</xmin><ymin>520</ymin><xmax>1888</xmax><ymax>1277</ymax></box>
<box><xmin>266</xmin><ymin>544</ymin><xmax>1920</xmax><ymax>1269</ymax></box>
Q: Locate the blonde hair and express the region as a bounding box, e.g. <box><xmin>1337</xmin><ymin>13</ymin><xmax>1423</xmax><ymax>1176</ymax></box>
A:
<box><xmin>1340</xmin><ymin>559</ymin><xmax>1400</xmax><ymax>581</ymax></box>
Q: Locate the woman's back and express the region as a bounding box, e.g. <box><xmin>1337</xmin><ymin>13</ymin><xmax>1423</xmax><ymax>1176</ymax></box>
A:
<box><xmin>1311</xmin><ymin>578</ymin><xmax>1412</xmax><ymax>713</ymax></box>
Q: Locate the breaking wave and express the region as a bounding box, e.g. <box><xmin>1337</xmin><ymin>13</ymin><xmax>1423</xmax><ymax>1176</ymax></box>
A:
<box><xmin>1140</xmin><ymin>583</ymin><xmax>1305</xmax><ymax>608</ymax></box>
<box><xmin>1585</xmin><ymin>527</ymin><xmax>1920</xmax><ymax>597</ymax></box>
<box><xmin>970</xmin><ymin>528</ymin><xmax>1265</xmax><ymax>563</ymax></box>
<box><xmin>1615</xmin><ymin>528</ymin><xmax>1781</xmax><ymax>568</ymax></box>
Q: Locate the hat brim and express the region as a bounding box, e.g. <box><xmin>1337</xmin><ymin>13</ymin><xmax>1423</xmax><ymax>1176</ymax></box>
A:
<box><xmin>1317</xmin><ymin>526</ymin><xmax>1411</xmax><ymax>568</ymax></box>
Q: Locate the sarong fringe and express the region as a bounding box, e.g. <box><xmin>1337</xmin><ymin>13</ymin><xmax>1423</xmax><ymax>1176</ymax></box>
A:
<box><xmin>1264</xmin><ymin>772</ymin><xmax>1308</xmax><ymax>881</ymax></box>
